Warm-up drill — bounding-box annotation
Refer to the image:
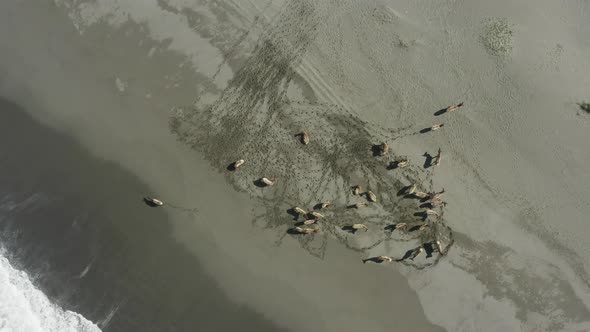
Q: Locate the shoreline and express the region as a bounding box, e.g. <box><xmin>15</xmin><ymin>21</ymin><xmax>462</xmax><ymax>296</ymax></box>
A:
<box><xmin>0</xmin><ymin>64</ymin><xmax>444</xmax><ymax>332</ymax></box>
<box><xmin>1</xmin><ymin>1</ymin><xmax>589</xmax><ymax>331</ymax></box>
<box><xmin>0</xmin><ymin>3</ymin><xmax>445</xmax><ymax>332</ymax></box>
<box><xmin>0</xmin><ymin>99</ymin><xmax>291</xmax><ymax>332</ymax></box>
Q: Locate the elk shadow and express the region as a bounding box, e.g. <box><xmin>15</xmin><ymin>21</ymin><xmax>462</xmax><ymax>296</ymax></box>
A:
<box><xmin>371</xmin><ymin>144</ymin><xmax>385</xmax><ymax>157</ymax></box>
<box><xmin>294</xmin><ymin>132</ymin><xmax>306</xmax><ymax>144</ymax></box>
<box><xmin>419</xmin><ymin>202</ymin><xmax>434</xmax><ymax>209</ymax></box>
<box><xmin>227</xmin><ymin>162</ymin><xmax>239</xmax><ymax>171</ymax></box>
<box><xmin>313</xmin><ymin>203</ymin><xmax>326</xmax><ymax>210</ymax></box>
<box><xmin>385</xmin><ymin>223</ymin><xmax>407</xmax><ymax>232</ymax></box>
<box><xmin>286</xmin><ymin>208</ymin><xmax>300</xmax><ymax>220</ymax></box>
<box><xmin>408</xmin><ymin>225</ymin><xmax>422</xmax><ymax>232</ymax></box>
<box><xmin>342</xmin><ymin>225</ymin><xmax>358</xmax><ymax>234</ymax></box>
<box><xmin>397</xmin><ymin>185</ymin><xmax>411</xmax><ymax>196</ymax></box>
<box><xmin>434</xmin><ymin>108</ymin><xmax>447</xmax><ymax>116</ymax></box>
<box><xmin>253</xmin><ymin>179</ymin><xmax>268</xmax><ymax>187</ymax></box>
<box><xmin>419</xmin><ymin>196</ymin><xmax>431</xmax><ymax>203</ymax></box>
<box><xmin>384</xmin><ymin>224</ymin><xmax>397</xmax><ymax>232</ymax></box>
<box><xmin>414</xmin><ymin>211</ymin><xmax>428</xmax><ymax>221</ymax></box>
<box><xmin>420</xmin><ymin>127</ymin><xmax>432</xmax><ymax>134</ymax></box>
<box><xmin>423</xmin><ymin>152</ymin><xmax>433</xmax><ymax>168</ymax></box>
<box><xmin>362</xmin><ymin>257</ymin><xmax>389</xmax><ymax>264</ymax></box>
<box><xmin>396</xmin><ymin>249</ymin><xmax>414</xmax><ymax>262</ymax></box>
<box><xmin>423</xmin><ymin>242</ymin><xmax>436</xmax><ymax>258</ymax></box>
<box><xmin>287</xmin><ymin>228</ymin><xmax>303</xmax><ymax>235</ymax></box>
<box><xmin>387</xmin><ymin>161</ymin><xmax>399</xmax><ymax>170</ymax></box>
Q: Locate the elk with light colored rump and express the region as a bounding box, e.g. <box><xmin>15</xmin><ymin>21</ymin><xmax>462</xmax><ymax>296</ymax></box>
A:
<box><xmin>308</xmin><ymin>211</ymin><xmax>325</xmax><ymax>219</ymax></box>
<box><xmin>436</xmin><ymin>240</ymin><xmax>447</xmax><ymax>255</ymax></box>
<box><xmin>433</xmin><ymin>148</ymin><xmax>442</xmax><ymax>166</ymax></box>
<box><xmin>394</xmin><ymin>223</ymin><xmax>408</xmax><ymax>231</ymax></box>
<box><xmin>429</xmin><ymin>189</ymin><xmax>445</xmax><ymax>201</ymax></box>
<box><xmin>352</xmin><ymin>185</ymin><xmax>362</xmax><ymax>195</ymax></box>
<box><xmin>260</xmin><ymin>177</ymin><xmax>277</xmax><ymax>186</ymax></box>
<box><xmin>293</xmin><ymin>207</ymin><xmax>307</xmax><ymax>215</ymax></box>
<box><xmin>366</xmin><ymin>191</ymin><xmax>377</xmax><ymax>202</ymax></box>
<box><xmin>294</xmin><ymin>227</ymin><xmax>319</xmax><ymax>234</ymax></box>
<box><xmin>363</xmin><ymin>255</ymin><xmax>394</xmax><ymax>263</ymax></box>
<box><xmin>410</xmin><ymin>247</ymin><xmax>425</xmax><ymax>260</ymax></box>
<box><xmin>431</xmin><ymin>199</ymin><xmax>447</xmax><ymax>207</ymax></box>
<box><xmin>232</xmin><ymin>159</ymin><xmax>245</xmax><ymax>169</ymax></box>
<box><xmin>446</xmin><ymin>102</ymin><xmax>464</xmax><ymax>113</ymax></box>
<box><xmin>425</xmin><ymin>209</ymin><xmax>440</xmax><ymax>216</ymax></box>
<box><xmin>299</xmin><ymin>131</ymin><xmax>310</xmax><ymax>145</ymax></box>
<box><xmin>303</xmin><ymin>219</ymin><xmax>318</xmax><ymax>225</ymax></box>
<box><xmin>414</xmin><ymin>191</ymin><xmax>429</xmax><ymax>198</ymax></box>
<box><xmin>419</xmin><ymin>223</ymin><xmax>431</xmax><ymax>231</ymax></box>
<box><xmin>350</xmin><ymin>202</ymin><xmax>368</xmax><ymax>208</ymax></box>
<box><xmin>145</xmin><ymin>197</ymin><xmax>164</xmax><ymax>206</ymax></box>
<box><xmin>377</xmin><ymin>142</ymin><xmax>389</xmax><ymax>156</ymax></box>
<box><xmin>430</xmin><ymin>123</ymin><xmax>444</xmax><ymax>131</ymax></box>
<box><xmin>397</xmin><ymin>159</ymin><xmax>409</xmax><ymax>168</ymax></box>
<box><xmin>352</xmin><ymin>223</ymin><xmax>369</xmax><ymax>232</ymax></box>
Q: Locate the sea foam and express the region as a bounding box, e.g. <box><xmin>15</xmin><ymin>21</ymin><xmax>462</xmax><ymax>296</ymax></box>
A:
<box><xmin>0</xmin><ymin>249</ymin><xmax>101</xmax><ymax>332</ymax></box>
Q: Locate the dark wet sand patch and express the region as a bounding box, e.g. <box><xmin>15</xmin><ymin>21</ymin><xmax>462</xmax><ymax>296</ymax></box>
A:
<box><xmin>0</xmin><ymin>98</ymin><xmax>289</xmax><ymax>332</ymax></box>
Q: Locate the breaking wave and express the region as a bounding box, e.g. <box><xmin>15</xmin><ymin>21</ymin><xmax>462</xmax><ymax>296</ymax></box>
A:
<box><xmin>0</xmin><ymin>247</ymin><xmax>101</xmax><ymax>332</ymax></box>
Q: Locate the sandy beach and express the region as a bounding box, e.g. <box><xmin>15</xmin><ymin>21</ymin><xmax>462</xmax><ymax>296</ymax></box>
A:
<box><xmin>1</xmin><ymin>0</ymin><xmax>589</xmax><ymax>331</ymax></box>
<box><xmin>0</xmin><ymin>100</ymin><xmax>290</xmax><ymax>332</ymax></box>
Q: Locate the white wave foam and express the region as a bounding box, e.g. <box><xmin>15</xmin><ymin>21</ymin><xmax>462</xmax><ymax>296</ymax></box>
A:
<box><xmin>0</xmin><ymin>249</ymin><xmax>101</xmax><ymax>332</ymax></box>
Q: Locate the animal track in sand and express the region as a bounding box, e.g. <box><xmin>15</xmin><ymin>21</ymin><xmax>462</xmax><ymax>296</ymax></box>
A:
<box><xmin>168</xmin><ymin>0</ymin><xmax>453</xmax><ymax>268</ymax></box>
<box><xmin>372</xmin><ymin>5</ymin><xmax>401</xmax><ymax>25</ymax></box>
<box><xmin>481</xmin><ymin>17</ymin><xmax>514</xmax><ymax>57</ymax></box>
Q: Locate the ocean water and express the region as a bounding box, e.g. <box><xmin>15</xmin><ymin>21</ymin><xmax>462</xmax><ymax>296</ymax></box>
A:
<box><xmin>0</xmin><ymin>247</ymin><xmax>101</xmax><ymax>332</ymax></box>
<box><xmin>0</xmin><ymin>97</ymin><xmax>288</xmax><ymax>332</ymax></box>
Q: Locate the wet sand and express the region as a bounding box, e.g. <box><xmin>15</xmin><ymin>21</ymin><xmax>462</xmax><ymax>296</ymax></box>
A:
<box><xmin>0</xmin><ymin>96</ymin><xmax>441</xmax><ymax>332</ymax></box>
<box><xmin>0</xmin><ymin>99</ymin><xmax>289</xmax><ymax>332</ymax></box>
<box><xmin>2</xmin><ymin>0</ymin><xmax>590</xmax><ymax>331</ymax></box>
<box><xmin>0</xmin><ymin>1</ymin><xmax>444</xmax><ymax>332</ymax></box>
